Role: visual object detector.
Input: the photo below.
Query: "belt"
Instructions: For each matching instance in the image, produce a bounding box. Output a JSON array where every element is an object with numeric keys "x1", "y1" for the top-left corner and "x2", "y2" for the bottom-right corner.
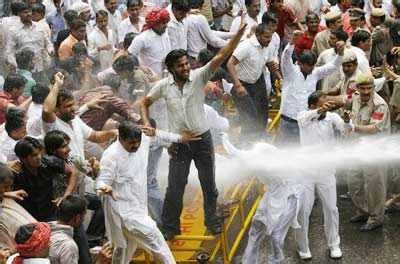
[{"x1": 281, "y1": 114, "x2": 298, "y2": 123}]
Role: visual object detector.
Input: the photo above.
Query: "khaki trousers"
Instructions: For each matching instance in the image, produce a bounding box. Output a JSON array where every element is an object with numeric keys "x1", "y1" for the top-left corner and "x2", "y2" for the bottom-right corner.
[{"x1": 347, "y1": 165, "x2": 387, "y2": 223}]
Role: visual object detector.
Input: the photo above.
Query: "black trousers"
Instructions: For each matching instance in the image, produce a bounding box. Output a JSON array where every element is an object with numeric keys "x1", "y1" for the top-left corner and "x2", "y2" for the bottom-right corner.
[
  {"x1": 231, "y1": 74, "x2": 268, "y2": 141},
  {"x1": 73, "y1": 224, "x2": 92, "y2": 264},
  {"x1": 161, "y1": 130, "x2": 218, "y2": 234}
]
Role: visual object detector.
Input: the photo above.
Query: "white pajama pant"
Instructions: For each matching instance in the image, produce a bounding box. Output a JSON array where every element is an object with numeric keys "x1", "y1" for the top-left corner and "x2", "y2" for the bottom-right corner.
[
  {"x1": 112, "y1": 220, "x2": 175, "y2": 264},
  {"x1": 295, "y1": 174, "x2": 340, "y2": 252},
  {"x1": 243, "y1": 195, "x2": 298, "y2": 264}
]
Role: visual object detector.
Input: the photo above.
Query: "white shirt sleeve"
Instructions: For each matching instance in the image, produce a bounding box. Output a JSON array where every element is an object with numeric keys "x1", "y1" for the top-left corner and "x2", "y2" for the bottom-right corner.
[
  {"x1": 87, "y1": 31, "x2": 99, "y2": 59},
  {"x1": 281, "y1": 44, "x2": 296, "y2": 79},
  {"x1": 297, "y1": 109, "x2": 320, "y2": 127},
  {"x1": 314, "y1": 54, "x2": 343, "y2": 80},
  {"x1": 97, "y1": 152, "x2": 117, "y2": 189},
  {"x1": 205, "y1": 104, "x2": 229, "y2": 131},
  {"x1": 196, "y1": 16, "x2": 227, "y2": 48},
  {"x1": 127, "y1": 35, "x2": 144, "y2": 57},
  {"x1": 76, "y1": 117, "x2": 93, "y2": 140}
]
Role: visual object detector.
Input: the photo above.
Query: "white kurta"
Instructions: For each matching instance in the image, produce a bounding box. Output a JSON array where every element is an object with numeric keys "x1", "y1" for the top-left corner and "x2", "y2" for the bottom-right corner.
[
  {"x1": 88, "y1": 26, "x2": 116, "y2": 71},
  {"x1": 97, "y1": 135, "x2": 176, "y2": 264}
]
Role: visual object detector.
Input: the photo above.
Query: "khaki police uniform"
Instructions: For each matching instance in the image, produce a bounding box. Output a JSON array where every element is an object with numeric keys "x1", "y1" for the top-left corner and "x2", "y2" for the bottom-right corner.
[{"x1": 347, "y1": 92, "x2": 390, "y2": 224}]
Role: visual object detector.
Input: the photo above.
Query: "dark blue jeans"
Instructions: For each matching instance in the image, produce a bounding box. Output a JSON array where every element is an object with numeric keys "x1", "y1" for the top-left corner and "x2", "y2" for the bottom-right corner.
[{"x1": 161, "y1": 130, "x2": 218, "y2": 234}]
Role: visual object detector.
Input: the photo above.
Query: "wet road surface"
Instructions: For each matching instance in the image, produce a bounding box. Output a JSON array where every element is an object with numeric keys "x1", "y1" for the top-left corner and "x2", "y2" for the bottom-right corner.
[{"x1": 236, "y1": 184, "x2": 400, "y2": 264}]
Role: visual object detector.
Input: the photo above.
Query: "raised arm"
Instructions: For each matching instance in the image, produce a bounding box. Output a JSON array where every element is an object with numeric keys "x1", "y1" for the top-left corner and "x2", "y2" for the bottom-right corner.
[
  {"x1": 314, "y1": 41, "x2": 345, "y2": 80},
  {"x1": 209, "y1": 13, "x2": 247, "y2": 72},
  {"x1": 42, "y1": 72, "x2": 64, "y2": 123},
  {"x1": 281, "y1": 31, "x2": 302, "y2": 78}
]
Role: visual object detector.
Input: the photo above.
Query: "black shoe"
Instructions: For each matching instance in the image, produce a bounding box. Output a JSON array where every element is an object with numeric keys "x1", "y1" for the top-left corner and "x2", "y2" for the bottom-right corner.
[
  {"x1": 162, "y1": 229, "x2": 180, "y2": 241},
  {"x1": 207, "y1": 222, "x2": 222, "y2": 235},
  {"x1": 360, "y1": 222, "x2": 383, "y2": 231},
  {"x1": 349, "y1": 214, "x2": 369, "y2": 223}
]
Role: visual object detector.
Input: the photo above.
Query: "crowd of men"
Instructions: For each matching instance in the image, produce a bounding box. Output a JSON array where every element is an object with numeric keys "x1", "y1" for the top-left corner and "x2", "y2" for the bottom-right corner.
[{"x1": 0, "y1": 0, "x2": 399, "y2": 263}]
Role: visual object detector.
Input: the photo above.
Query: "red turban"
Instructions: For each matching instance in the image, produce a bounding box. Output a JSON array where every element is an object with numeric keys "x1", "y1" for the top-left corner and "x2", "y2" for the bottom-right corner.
[
  {"x1": 13, "y1": 222, "x2": 51, "y2": 264},
  {"x1": 142, "y1": 8, "x2": 170, "y2": 31}
]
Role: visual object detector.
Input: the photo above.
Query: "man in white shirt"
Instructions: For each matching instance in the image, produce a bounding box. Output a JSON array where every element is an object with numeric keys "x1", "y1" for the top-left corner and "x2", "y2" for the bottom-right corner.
[
  {"x1": 26, "y1": 84, "x2": 50, "y2": 137},
  {"x1": 6, "y1": 3, "x2": 54, "y2": 74},
  {"x1": 96, "y1": 121, "x2": 177, "y2": 264},
  {"x1": 31, "y1": 3, "x2": 52, "y2": 43},
  {"x1": 166, "y1": 0, "x2": 190, "y2": 50},
  {"x1": 227, "y1": 23, "x2": 275, "y2": 142},
  {"x1": 140, "y1": 16, "x2": 247, "y2": 240},
  {"x1": 49, "y1": 195, "x2": 84, "y2": 264},
  {"x1": 0, "y1": 108, "x2": 27, "y2": 162},
  {"x1": 128, "y1": 8, "x2": 172, "y2": 76},
  {"x1": 279, "y1": 30, "x2": 344, "y2": 145},
  {"x1": 42, "y1": 72, "x2": 117, "y2": 163},
  {"x1": 186, "y1": 0, "x2": 230, "y2": 60},
  {"x1": 105, "y1": 0, "x2": 123, "y2": 44},
  {"x1": 117, "y1": 0, "x2": 145, "y2": 45},
  {"x1": 296, "y1": 91, "x2": 350, "y2": 260},
  {"x1": 230, "y1": 0, "x2": 262, "y2": 40},
  {"x1": 88, "y1": 10, "x2": 116, "y2": 71}
]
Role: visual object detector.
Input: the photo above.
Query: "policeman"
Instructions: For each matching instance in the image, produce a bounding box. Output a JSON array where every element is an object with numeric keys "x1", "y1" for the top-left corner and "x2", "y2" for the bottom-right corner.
[{"x1": 346, "y1": 73, "x2": 391, "y2": 231}]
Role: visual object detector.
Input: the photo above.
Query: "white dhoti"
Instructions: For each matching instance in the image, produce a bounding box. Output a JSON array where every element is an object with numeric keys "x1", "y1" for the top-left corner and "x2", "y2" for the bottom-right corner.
[
  {"x1": 243, "y1": 180, "x2": 303, "y2": 263},
  {"x1": 295, "y1": 171, "x2": 340, "y2": 253}
]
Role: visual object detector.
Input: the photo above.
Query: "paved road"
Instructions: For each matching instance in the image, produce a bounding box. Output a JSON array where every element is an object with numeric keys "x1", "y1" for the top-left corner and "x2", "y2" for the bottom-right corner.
[{"x1": 236, "y1": 183, "x2": 400, "y2": 264}]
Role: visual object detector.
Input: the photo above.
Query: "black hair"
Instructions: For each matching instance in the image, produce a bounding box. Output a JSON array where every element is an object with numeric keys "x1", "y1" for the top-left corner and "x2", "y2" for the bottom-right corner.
[
  {"x1": 11, "y1": 2, "x2": 25, "y2": 15},
  {"x1": 44, "y1": 130, "x2": 70, "y2": 155},
  {"x1": 262, "y1": 11, "x2": 278, "y2": 25},
  {"x1": 14, "y1": 136, "x2": 43, "y2": 159},
  {"x1": 118, "y1": 121, "x2": 142, "y2": 141},
  {"x1": 331, "y1": 28, "x2": 349, "y2": 42},
  {"x1": 245, "y1": 0, "x2": 257, "y2": 6},
  {"x1": 126, "y1": 0, "x2": 143, "y2": 8},
  {"x1": 72, "y1": 42, "x2": 88, "y2": 57},
  {"x1": 123, "y1": 32, "x2": 138, "y2": 49},
  {"x1": 305, "y1": 12, "x2": 319, "y2": 23},
  {"x1": 190, "y1": 0, "x2": 204, "y2": 9},
  {"x1": 308, "y1": 91, "x2": 324, "y2": 107},
  {"x1": 64, "y1": 10, "x2": 79, "y2": 27},
  {"x1": 351, "y1": 0, "x2": 364, "y2": 9},
  {"x1": 16, "y1": 48, "x2": 34, "y2": 70},
  {"x1": 298, "y1": 50, "x2": 317, "y2": 65},
  {"x1": 18, "y1": 2, "x2": 31, "y2": 13},
  {"x1": 70, "y1": 19, "x2": 86, "y2": 31},
  {"x1": 58, "y1": 195, "x2": 87, "y2": 222},
  {"x1": 171, "y1": 0, "x2": 191, "y2": 11},
  {"x1": 255, "y1": 23, "x2": 272, "y2": 35},
  {"x1": 165, "y1": 49, "x2": 188, "y2": 72},
  {"x1": 351, "y1": 29, "x2": 371, "y2": 47},
  {"x1": 56, "y1": 89, "x2": 74, "y2": 107},
  {"x1": 31, "y1": 3, "x2": 46, "y2": 15},
  {"x1": 31, "y1": 84, "x2": 50, "y2": 104},
  {"x1": 112, "y1": 55, "x2": 135, "y2": 73},
  {"x1": 96, "y1": 10, "x2": 108, "y2": 18},
  {"x1": 103, "y1": 74, "x2": 121, "y2": 90},
  {"x1": 197, "y1": 49, "x2": 214, "y2": 65},
  {"x1": 15, "y1": 223, "x2": 36, "y2": 244},
  {"x1": 0, "y1": 164, "x2": 13, "y2": 184},
  {"x1": 5, "y1": 107, "x2": 25, "y2": 135},
  {"x1": 3, "y1": 74, "x2": 26, "y2": 93}
]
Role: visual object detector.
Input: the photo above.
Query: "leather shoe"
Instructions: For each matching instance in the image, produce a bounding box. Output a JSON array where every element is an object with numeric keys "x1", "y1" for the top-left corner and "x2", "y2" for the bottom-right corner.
[
  {"x1": 162, "y1": 230, "x2": 180, "y2": 241},
  {"x1": 207, "y1": 222, "x2": 222, "y2": 235},
  {"x1": 349, "y1": 214, "x2": 368, "y2": 223},
  {"x1": 360, "y1": 222, "x2": 383, "y2": 231}
]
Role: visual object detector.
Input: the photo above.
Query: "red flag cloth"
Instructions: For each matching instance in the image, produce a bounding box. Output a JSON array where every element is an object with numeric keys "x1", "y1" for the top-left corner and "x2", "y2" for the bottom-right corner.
[
  {"x1": 371, "y1": 112, "x2": 384, "y2": 120},
  {"x1": 13, "y1": 222, "x2": 51, "y2": 264},
  {"x1": 142, "y1": 8, "x2": 170, "y2": 31}
]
